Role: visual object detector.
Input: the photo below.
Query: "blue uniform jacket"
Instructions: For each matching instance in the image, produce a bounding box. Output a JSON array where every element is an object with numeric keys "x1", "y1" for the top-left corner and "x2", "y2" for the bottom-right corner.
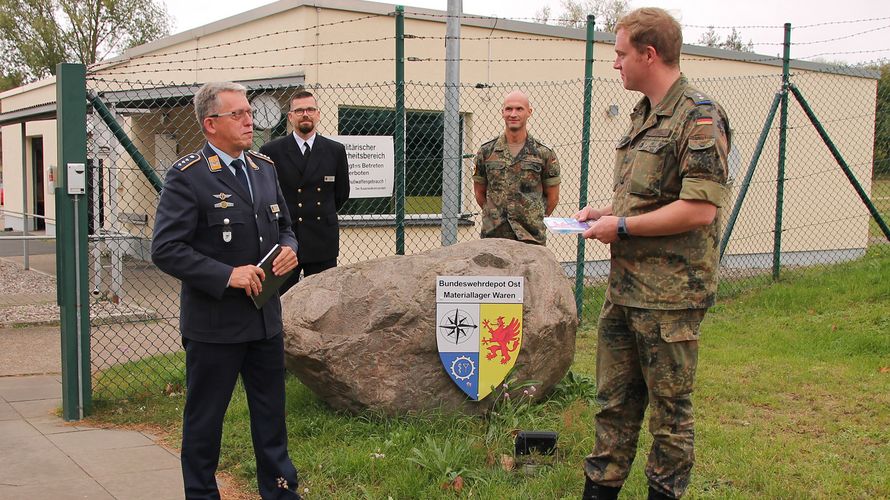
[{"x1": 151, "y1": 143, "x2": 298, "y2": 343}]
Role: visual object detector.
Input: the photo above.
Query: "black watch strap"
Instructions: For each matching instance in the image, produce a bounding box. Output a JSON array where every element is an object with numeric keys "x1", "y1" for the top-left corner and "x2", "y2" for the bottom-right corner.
[{"x1": 617, "y1": 217, "x2": 629, "y2": 240}]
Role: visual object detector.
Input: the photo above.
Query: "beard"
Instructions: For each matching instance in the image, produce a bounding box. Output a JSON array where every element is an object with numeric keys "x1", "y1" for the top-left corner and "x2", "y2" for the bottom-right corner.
[{"x1": 298, "y1": 121, "x2": 316, "y2": 134}]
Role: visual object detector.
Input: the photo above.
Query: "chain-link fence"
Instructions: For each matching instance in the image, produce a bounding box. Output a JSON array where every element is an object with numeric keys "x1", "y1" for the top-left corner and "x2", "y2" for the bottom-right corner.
[{"x1": 80, "y1": 62, "x2": 889, "y2": 398}]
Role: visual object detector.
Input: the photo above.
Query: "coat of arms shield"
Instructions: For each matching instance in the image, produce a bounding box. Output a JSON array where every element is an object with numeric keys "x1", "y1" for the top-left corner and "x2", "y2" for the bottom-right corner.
[{"x1": 435, "y1": 276, "x2": 524, "y2": 401}]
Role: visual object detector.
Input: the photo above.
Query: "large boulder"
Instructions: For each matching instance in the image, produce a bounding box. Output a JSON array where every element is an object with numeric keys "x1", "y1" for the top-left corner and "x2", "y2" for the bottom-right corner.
[{"x1": 280, "y1": 239, "x2": 578, "y2": 415}]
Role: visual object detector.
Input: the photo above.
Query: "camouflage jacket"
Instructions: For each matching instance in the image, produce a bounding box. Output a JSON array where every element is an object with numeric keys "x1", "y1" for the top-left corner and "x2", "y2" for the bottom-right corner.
[
  {"x1": 472, "y1": 133, "x2": 560, "y2": 244},
  {"x1": 609, "y1": 75, "x2": 731, "y2": 309}
]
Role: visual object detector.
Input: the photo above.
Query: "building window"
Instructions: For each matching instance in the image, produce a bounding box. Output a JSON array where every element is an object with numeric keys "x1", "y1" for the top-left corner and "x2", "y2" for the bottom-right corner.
[{"x1": 338, "y1": 106, "x2": 462, "y2": 215}]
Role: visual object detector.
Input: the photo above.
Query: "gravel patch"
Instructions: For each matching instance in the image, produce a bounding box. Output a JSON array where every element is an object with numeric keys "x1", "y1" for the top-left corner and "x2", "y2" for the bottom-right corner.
[
  {"x1": 0, "y1": 259, "x2": 57, "y2": 295},
  {"x1": 0, "y1": 259, "x2": 158, "y2": 327}
]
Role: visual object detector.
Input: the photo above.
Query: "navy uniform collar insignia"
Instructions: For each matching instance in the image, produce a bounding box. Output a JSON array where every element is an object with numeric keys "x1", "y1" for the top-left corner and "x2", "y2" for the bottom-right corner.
[
  {"x1": 207, "y1": 155, "x2": 222, "y2": 172},
  {"x1": 246, "y1": 156, "x2": 260, "y2": 170},
  {"x1": 213, "y1": 192, "x2": 232, "y2": 201}
]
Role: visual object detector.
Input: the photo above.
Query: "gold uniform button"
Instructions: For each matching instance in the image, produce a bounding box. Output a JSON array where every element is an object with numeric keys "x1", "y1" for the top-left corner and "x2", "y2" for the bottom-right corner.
[
  {"x1": 297, "y1": 188, "x2": 302, "y2": 193},
  {"x1": 316, "y1": 216, "x2": 321, "y2": 220},
  {"x1": 316, "y1": 202, "x2": 321, "y2": 206},
  {"x1": 298, "y1": 217, "x2": 303, "y2": 222},
  {"x1": 316, "y1": 187, "x2": 321, "y2": 192},
  {"x1": 298, "y1": 203, "x2": 302, "y2": 207}
]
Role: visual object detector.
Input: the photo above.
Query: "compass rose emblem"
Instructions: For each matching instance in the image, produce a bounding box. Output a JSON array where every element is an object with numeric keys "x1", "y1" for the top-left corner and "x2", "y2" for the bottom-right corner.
[{"x1": 438, "y1": 308, "x2": 478, "y2": 345}]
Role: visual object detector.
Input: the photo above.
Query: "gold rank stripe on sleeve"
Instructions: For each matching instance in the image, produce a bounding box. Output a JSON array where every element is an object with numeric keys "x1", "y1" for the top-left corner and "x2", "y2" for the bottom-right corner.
[{"x1": 175, "y1": 153, "x2": 201, "y2": 171}]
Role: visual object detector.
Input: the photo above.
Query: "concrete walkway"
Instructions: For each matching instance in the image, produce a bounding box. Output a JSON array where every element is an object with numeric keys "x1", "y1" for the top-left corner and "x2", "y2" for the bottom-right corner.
[
  {"x1": 0, "y1": 217, "x2": 188, "y2": 499},
  {"x1": 0, "y1": 375, "x2": 184, "y2": 500}
]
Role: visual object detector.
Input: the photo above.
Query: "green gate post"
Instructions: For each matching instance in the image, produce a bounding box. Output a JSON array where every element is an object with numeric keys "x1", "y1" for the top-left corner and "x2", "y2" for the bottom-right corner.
[
  {"x1": 395, "y1": 5, "x2": 406, "y2": 255},
  {"x1": 56, "y1": 63, "x2": 91, "y2": 420},
  {"x1": 88, "y1": 91, "x2": 163, "y2": 193},
  {"x1": 773, "y1": 23, "x2": 792, "y2": 280},
  {"x1": 575, "y1": 14, "x2": 595, "y2": 322},
  {"x1": 720, "y1": 92, "x2": 782, "y2": 259},
  {"x1": 789, "y1": 84, "x2": 890, "y2": 241}
]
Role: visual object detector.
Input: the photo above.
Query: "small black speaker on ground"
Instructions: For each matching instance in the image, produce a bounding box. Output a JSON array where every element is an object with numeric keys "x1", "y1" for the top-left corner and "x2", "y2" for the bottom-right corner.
[{"x1": 514, "y1": 430, "x2": 558, "y2": 456}]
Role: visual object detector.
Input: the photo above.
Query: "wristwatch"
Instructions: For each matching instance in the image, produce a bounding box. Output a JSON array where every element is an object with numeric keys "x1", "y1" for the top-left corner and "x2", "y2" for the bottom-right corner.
[{"x1": 616, "y1": 217, "x2": 630, "y2": 240}]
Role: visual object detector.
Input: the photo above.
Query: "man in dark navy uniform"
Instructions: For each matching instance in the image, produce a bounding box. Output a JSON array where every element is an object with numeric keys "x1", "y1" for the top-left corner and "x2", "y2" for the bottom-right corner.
[
  {"x1": 260, "y1": 89, "x2": 349, "y2": 293},
  {"x1": 151, "y1": 81, "x2": 302, "y2": 500}
]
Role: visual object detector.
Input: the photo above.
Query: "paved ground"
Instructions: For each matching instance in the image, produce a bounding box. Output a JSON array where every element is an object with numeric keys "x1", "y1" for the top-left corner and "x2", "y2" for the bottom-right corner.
[
  {"x1": 0, "y1": 375, "x2": 184, "y2": 500},
  {"x1": 0, "y1": 213, "x2": 193, "y2": 499}
]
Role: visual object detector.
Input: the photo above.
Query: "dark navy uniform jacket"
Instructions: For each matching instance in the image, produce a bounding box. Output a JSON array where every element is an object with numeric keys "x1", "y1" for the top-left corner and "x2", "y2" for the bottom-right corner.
[
  {"x1": 260, "y1": 134, "x2": 349, "y2": 264},
  {"x1": 151, "y1": 143, "x2": 298, "y2": 343}
]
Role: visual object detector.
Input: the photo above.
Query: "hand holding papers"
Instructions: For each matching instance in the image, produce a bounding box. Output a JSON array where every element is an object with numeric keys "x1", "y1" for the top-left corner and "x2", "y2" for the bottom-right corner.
[{"x1": 544, "y1": 217, "x2": 593, "y2": 234}]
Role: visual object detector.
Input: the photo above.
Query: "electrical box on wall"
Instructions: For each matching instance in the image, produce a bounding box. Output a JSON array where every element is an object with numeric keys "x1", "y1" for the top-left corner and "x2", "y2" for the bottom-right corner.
[{"x1": 67, "y1": 163, "x2": 86, "y2": 195}]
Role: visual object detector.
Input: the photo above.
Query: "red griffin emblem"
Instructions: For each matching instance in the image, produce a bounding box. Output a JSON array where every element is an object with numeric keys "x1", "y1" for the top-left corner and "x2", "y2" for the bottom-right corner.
[{"x1": 481, "y1": 316, "x2": 521, "y2": 364}]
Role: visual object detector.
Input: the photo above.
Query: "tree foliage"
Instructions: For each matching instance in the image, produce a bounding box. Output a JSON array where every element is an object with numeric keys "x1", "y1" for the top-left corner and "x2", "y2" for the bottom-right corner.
[
  {"x1": 0, "y1": 0, "x2": 172, "y2": 89},
  {"x1": 873, "y1": 62, "x2": 890, "y2": 178},
  {"x1": 697, "y1": 26, "x2": 754, "y2": 52},
  {"x1": 535, "y1": 0, "x2": 630, "y2": 32}
]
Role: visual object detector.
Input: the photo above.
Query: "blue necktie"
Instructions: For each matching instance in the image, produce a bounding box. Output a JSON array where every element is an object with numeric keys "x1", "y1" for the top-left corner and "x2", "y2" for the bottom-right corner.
[{"x1": 231, "y1": 158, "x2": 250, "y2": 197}]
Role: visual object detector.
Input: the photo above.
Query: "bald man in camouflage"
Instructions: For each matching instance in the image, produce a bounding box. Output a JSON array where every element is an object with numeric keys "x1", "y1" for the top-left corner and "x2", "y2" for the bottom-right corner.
[{"x1": 473, "y1": 90, "x2": 560, "y2": 245}]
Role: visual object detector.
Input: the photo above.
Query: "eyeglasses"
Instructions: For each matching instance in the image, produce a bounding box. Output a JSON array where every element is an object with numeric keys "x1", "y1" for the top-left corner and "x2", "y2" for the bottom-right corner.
[
  {"x1": 289, "y1": 107, "x2": 318, "y2": 115},
  {"x1": 208, "y1": 109, "x2": 253, "y2": 120}
]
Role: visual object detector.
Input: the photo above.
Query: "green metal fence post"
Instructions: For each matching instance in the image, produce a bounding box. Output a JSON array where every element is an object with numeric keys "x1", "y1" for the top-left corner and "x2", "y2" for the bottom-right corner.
[
  {"x1": 395, "y1": 5, "x2": 406, "y2": 255},
  {"x1": 88, "y1": 91, "x2": 163, "y2": 193},
  {"x1": 56, "y1": 63, "x2": 91, "y2": 420},
  {"x1": 575, "y1": 14, "x2": 595, "y2": 322},
  {"x1": 773, "y1": 23, "x2": 792, "y2": 280},
  {"x1": 720, "y1": 92, "x2": 782, "y2": 259},
  {"x1": 789, "y1": 84, "x2": 890, "y2": 241}
]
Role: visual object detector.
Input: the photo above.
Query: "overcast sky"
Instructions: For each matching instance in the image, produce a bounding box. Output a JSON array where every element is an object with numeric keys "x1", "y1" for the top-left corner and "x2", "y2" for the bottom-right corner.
[{"x1": 164, "y1": 0, "x2": 890, "y2": 65}]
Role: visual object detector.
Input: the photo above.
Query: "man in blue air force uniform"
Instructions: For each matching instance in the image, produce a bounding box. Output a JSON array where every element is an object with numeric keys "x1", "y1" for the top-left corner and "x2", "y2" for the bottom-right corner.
[{"x1": 151, "y1": 81, "x2": 302, "y2": 500}]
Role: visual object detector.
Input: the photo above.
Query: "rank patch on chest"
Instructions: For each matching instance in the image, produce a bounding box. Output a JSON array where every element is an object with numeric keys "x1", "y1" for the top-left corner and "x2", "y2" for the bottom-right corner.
[
  {"x1": 214, "y1": 201, "x2": 235, "y2": 209},
  {"x1": 324, "y1": 176, "x2": 335, "y2": 182},
  {"x1": 270, "y1": 204, "x2": 280, "y2": 213}
]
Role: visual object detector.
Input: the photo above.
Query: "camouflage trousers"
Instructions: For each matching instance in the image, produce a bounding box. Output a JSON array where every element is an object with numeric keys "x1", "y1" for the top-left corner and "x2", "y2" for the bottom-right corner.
[{"x1": 584, "y1": 299, "x2": 706, "y2": 498}]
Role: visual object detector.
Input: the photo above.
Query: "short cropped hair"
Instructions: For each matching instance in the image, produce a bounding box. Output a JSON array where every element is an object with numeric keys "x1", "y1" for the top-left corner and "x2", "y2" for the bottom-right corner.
[
  {"x1": 616, "y1": 7, "x2": 682, "y2": 67},
  {"x1": 291, "y1": 89, "x2": 315, "y2": 102},
  {"x1": 193, "y1": 82, "x2": 248, "y2": 125}
]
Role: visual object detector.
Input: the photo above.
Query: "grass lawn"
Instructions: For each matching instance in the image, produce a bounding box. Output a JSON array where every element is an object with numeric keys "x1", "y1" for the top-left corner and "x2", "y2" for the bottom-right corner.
[{"x1": 89, "y1": 251, "x2": 890, "y2": 498}]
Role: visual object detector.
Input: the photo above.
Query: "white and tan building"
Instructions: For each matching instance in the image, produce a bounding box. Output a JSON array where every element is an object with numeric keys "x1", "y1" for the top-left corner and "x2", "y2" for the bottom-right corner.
[{"x1": 0, "y1": 0, "x2": 879, "y2": 273}]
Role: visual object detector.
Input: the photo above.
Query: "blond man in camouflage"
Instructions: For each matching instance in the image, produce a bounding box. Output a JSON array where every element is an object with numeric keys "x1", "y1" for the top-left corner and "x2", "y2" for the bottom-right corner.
[
  {"x1": 473, "y1": 90, "x2": 560, "y2": 245},
  {"x1": 574, "y1": 7, "x2": 731, "y2": 500}
]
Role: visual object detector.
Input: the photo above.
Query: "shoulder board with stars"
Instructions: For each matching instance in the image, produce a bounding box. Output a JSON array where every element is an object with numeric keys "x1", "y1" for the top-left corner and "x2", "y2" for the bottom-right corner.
[
  {"x1": 247, "y1": 150, "x2": 274, "y2": 165},
  {"x1": 174, "y1": 153, "x2": 201, "y2": 171}
]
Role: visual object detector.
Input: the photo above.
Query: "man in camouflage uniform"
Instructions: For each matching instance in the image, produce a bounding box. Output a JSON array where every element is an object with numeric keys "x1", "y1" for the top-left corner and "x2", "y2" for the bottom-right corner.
[
  {"x1": 473, "y1": 90, "x2": 560, "y2": 245},
  {"x1": 574, "y1": 8, "x2": 730, "y2": 500}
]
